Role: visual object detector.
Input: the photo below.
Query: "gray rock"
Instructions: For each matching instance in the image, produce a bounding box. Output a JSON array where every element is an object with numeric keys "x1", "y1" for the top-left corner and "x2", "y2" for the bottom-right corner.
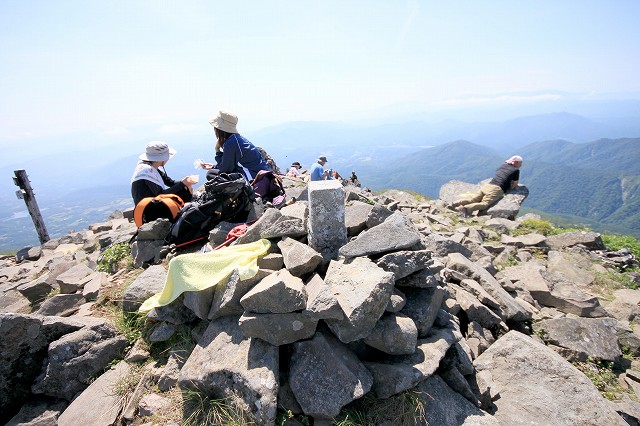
[
  {"x1": 375, "y1": 250, "x2": 432, "y2": 280},
  {"x1": 345, "y1": 200, "x2": 374, "y2": 236},
  {"x1": 16, "y1": 276, "x2": 53, "y2": 304},
  {"x1": 81, "y1": 271, "x2": 108, "y2": 301},
  {"x1": 36, "y1": 294, "x2": 85, "y2": 317},
  {"x1": 339, "y1": 212, "x2": 421, "y2": 258},
  {"x1": 324, "y1": 257, "x2": 395, "y2": 343},
  {"x1": 473, "y1": 330, "x2": 626, "y2": 425},
  {"x1": 5, "y1": 397, "x2": 67, "y2": 426},
  {"x1": 15, "y1": 246, "x2": 42, "y2": 263},
  {"x1": 57, "y1": 360, "x2": 130, "y2": 426},
  {"x1": 277, "y1": 238, "x2": 323, "y2": 277},
  {"x1": 547, "y1": 250, "x2": 597, "y2": 287},
  {"x1": 183, "y1": 284, "x2": 216, "y2": 320},
  {"x1": 446, "y1": 253, "x2": 531, "y2": 322},
  {"x1": 122, "y1": 265, "x2": 167, "y2": 312},
  {"x1": 148, "y1": 321, "x2": 176, "y2": 342},
  {"x1": 458, "y1": 279, "x2": 501, "y2": 311},
  {"x1": 416, "y1": 374, "x2": 499, "y2": 425},
  {"x1": 533, "y1": 317, "x2": 621, "y2": 362},
  {"x1": 56, "y1": 263, "x2": 94, "y2": 294},
  {"x1": 395, "y1": 268, "x2": 440, "y2": 288},
  {"x1": 399, "y1": 286, "x2": 446, "y2": 337},
  {"x1": 500, "y1": 233, "x2": 547, "y2": 248},
  {"x1": 240, "y1": 269, "x2": 306, "y2": 313},
  {"x1": 365, "y1": 203, "x2": 393, "y2": 228},
  {"x1": 136, "y1": 218, "x2": 172, "y2": 240},
  {"x1": 157, "y1": 352, "x2": 185, "y2": 391},
  {"x1": 32, "y1": 322, "x2": 128, "y2": 400},
  {"x1": 364, "y1": 327, "x2": 461, "y2": 398},
  {"x1": 289, "y1": 330, "x2": 372, "y2": 419},
  {"x1": 304, "y1": 273, "x2": 343, "y2": 320},
  {"x1": 239, "y1": 312, "x2": 317, "y2": 345},
  {"x1": 423, "y1": 233, "x2": 474, "y2": 258},
  {"x1": 546, "y1": 231, "x2": 606, "y2": 250},
  {"x1": 261, "y1": 217, "x2": 307, "y2": 239},
  {"x1": 130, "y1": 240, "x2": 166, "y2": 266},
  {"x1": 138, "y1": 393, "x2": 172, "y2": 417},
  {"x1": 178, "y1": 316, "x2": 278, "y2": 426},
  {"x1": 604, "y1": 289, "x2": 640, "y2": 323},
  {"x1": 455, "y1": 287, "x2": 505, "y2": 330},
  {"x1": 257, "y1": 253, "x2": 284, "y2": 271},
  {"x1": 362, "y1": 313, "x2": 418, "y2": 355},
  {"x1": 279, "y1": 201, "x2": 308, "y2": 221},
  {"x1": 0, "y1": 313, "x2": 90, "y2": 424},
  {"x1": 235, "y1": 208, "x2": 282, "y2": 245},
  {"x1": 208, "y1": 269, "x2": 271, "y2": 319},
  {"x1": 386, "y1": 287, "x2": 407, "y2": 313},
  {"x1": 147, "y1": 295, "x2": 197, "y2": 325}
]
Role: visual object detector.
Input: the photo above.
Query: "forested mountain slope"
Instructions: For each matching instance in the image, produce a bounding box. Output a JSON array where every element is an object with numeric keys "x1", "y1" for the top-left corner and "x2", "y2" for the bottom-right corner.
[{"x1": 362, "y1": 138, "x2": 640, "y2": 236}]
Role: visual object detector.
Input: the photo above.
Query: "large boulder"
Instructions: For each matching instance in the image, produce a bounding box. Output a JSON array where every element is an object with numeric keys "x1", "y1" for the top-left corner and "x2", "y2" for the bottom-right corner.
[
  {"x1": 324, "y1": 257, "x2": 395, "y2": 343},
  {"x1": 178, "y1": 316, "x2": 279, "y2": 426},
  {"x1": 122, "y1": 265, "x2": 167, "y2": 312},
  {"x1": 473, "y1": 331, "x2": 626, "y2": 425},
  {"x1": 289, "y1": 330, "x2": 372, "y2": 419}
]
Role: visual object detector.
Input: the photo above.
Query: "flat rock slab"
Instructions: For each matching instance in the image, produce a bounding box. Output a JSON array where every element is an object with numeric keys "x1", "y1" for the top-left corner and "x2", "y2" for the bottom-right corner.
[{"x1": 473, "y1": 330, "x2": 626, "y2": 426}]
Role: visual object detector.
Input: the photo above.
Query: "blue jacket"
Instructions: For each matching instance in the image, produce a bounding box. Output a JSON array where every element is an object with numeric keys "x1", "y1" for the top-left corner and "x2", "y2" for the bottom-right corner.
[{"x1": 214, "y1": 134, "x2": 269, "y2": 181}]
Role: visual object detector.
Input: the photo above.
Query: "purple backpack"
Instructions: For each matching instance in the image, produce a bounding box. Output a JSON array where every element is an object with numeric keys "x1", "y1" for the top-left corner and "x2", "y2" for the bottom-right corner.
[{"x1": 251, "y1": 170, "x2": 286, "y2": 208}]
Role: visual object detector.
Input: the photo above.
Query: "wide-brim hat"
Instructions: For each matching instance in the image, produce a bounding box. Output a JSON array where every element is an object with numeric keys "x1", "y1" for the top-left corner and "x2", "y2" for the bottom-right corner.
[
  {"x1": 317, "y1": 156, "x2": 328, "y2": 162},
  {"x1": 209, "y1": 110, "x2": 239, "y2": 134},
  {"x1": 291, "y1": 162, "x2": 301, "y2": 167},
  {"x1": 139, "y1": 141, "x2": 177, "y2": 162}
]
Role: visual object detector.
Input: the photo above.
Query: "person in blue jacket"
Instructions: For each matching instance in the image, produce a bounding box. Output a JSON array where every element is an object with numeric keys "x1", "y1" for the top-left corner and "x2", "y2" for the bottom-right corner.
[{"x1": 201, "y1": 110, "x2": 269, "y2": 181}]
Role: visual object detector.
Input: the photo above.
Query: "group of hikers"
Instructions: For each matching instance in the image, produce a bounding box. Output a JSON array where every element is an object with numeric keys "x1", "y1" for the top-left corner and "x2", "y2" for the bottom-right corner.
[{"x1": 130, "y1": 108, "x2": 523, "y2": 219}]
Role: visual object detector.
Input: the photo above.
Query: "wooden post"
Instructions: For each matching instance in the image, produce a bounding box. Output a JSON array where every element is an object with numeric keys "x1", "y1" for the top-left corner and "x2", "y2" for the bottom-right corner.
[{"x1": 13, "y1": 169, "x2": 50, "y2": 244}]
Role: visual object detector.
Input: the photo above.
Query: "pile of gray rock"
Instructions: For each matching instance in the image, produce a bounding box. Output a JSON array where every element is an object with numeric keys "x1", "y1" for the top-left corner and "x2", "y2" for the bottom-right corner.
[{"x1": 1, "y1": 177, "x2": 639, "y2": 425}]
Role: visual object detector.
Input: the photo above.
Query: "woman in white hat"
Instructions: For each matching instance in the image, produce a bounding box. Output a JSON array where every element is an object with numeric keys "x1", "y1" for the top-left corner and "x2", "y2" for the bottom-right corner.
[
  {"x1": 200, "y1": 110, "x2": 269, "y2": 181},
  {"x1": 131, "y1": 141, "x2": 198, "y2": 205}
]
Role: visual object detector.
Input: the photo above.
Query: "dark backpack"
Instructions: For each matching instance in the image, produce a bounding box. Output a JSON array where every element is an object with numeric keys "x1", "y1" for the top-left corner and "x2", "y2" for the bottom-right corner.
[
  {"x1": 251, "y1": 170, "x2": 286, "y2": 208},
  {"x1": 167, "y1": 173, "x2": 255, "y2": 246}
]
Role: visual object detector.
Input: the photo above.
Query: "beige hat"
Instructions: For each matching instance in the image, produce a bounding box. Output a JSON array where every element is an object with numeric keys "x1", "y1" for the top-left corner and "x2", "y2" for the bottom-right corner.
[
  {"x1": 139, "y1": 141, "x2": 176, "y2": 162},
  {"x1": 209, "y1": 110, "x2": 239, "y2": 133}
]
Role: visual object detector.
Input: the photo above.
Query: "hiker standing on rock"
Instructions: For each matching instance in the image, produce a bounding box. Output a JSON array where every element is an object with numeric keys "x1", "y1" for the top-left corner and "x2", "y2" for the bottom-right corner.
[
  {"x1": 131, "y1": 141, "x2": 196, "y2": 205},
  {"x1": 201, "y1": 110, "x2": 269, "y2": 182},
  {"x1": 451, "y1": 155, "x2": 523, "y2": 217}
]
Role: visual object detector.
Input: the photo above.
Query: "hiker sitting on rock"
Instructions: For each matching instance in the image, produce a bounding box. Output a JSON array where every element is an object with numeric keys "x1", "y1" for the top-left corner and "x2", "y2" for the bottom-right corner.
[
  {"x1": 131, "y1": 141, "x2": 197, "y2": 205},
  {"x1": 286, "y1": 161, "x2": 302, "y2": 177},
  {"x1": 200, "y1": 110, "x2": 269, "y2": 182},
  {"x1": 310, "y1": 156, "x2": 335, "y2": 181},
  {"x1": 451, "y1": 155, "x2": 523, "y2": 217}
]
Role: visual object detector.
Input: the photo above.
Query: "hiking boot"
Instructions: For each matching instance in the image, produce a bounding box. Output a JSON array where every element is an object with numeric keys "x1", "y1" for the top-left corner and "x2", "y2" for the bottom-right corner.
[{"x1": 456, "y1": 205, "x2": 470, "y2": 218}]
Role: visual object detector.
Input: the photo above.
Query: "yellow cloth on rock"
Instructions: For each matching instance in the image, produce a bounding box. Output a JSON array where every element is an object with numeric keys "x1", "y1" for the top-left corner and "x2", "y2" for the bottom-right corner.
[{"x1": 138, "y1": 239, "x2": 271, "y2": 312}]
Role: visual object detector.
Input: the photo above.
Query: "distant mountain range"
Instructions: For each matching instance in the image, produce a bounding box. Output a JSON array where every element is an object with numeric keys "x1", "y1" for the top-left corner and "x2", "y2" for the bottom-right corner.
[
  {"x1": 362, "y1": 138, "x2": 640, "y2": 236},
  {"x1": 3, "y1": 108, "x2": 640, "y2": 251}
]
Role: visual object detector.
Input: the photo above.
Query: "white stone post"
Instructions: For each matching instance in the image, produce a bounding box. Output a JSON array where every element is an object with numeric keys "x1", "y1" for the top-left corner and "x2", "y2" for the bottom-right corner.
[{"x1": 307, "y1": 180, "x2": 347, "y2": 260}]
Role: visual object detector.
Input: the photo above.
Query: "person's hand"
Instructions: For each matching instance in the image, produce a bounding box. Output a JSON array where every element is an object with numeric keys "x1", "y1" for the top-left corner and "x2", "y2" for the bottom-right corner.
[
  {"x1": 201, "y1": 162, "x2": 214, "y2": 170},
  {"x1": 182, "y1": 175, "x2": 199, "y2": 187}
]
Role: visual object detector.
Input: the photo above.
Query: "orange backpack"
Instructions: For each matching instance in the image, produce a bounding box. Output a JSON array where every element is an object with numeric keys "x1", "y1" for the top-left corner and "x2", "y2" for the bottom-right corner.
[{"x1": 133, "y1": 194, "x2": 184, "y2": 228}]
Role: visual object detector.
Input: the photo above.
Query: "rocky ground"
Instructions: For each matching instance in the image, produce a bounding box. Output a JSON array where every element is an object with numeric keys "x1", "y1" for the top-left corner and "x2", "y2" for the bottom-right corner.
[{"x1": 2, "y1": 176, "x2": 640, "y2": 426}]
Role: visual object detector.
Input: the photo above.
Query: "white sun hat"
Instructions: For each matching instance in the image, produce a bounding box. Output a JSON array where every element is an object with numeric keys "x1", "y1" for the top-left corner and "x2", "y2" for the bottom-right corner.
[{"x1": 139, "y1": 141, "x2": 177, "y2": 162}]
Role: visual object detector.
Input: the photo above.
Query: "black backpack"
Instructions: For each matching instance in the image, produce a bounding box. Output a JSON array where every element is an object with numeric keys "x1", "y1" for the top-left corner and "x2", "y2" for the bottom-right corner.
[{"x1": 167, "y1": 173, "x2": 255, "y2": 246}]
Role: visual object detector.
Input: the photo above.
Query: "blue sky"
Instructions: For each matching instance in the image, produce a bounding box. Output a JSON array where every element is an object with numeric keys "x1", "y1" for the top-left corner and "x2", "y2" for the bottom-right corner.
[{"x1": 1, "y1": 0, "x2": 640, "y2": 145}]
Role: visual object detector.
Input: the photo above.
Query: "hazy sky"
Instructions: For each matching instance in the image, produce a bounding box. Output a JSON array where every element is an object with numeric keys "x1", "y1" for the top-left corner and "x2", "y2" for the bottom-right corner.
[{"x1": 1, "y1": 0, "x2": 640, "y2": 144}]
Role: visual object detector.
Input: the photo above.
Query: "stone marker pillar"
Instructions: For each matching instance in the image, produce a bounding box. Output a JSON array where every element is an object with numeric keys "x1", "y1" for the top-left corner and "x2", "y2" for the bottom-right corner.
[{"x1": 308, "y1": 180, "x2": 347, "y2": 260}]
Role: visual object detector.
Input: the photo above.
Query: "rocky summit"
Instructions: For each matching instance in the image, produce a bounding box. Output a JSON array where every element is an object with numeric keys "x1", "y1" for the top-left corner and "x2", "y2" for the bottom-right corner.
[{"x1": 1, "y1": 176, "x2": 640, "y2": 425}]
